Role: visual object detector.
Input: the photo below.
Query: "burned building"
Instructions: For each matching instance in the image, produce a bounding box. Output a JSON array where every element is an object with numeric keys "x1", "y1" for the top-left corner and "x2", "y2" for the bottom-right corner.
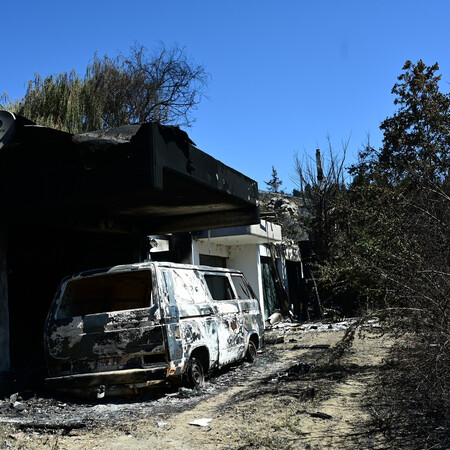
[{"x1": 0, "y1": 111, "x2": 259, "y2": 391}]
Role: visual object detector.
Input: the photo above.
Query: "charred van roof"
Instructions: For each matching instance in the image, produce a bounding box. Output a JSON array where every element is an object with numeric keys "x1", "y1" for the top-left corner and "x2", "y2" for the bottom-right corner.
[{"x1": 64, "y1": 261, "x2": 243, "y2": 281}]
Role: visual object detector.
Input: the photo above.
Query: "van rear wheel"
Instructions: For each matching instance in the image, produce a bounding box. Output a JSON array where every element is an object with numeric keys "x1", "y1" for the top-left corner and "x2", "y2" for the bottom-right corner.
[
  {"x1": 245, "y1": 340, "x2": 257, "y2": 363},
  {"x1": 184, "y1": 357, "x2": 205, "y2": 389}
]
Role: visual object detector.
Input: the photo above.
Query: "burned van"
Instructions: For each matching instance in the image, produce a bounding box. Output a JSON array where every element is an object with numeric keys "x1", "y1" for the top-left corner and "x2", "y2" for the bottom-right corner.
[{"x1": 44, "y1": 261, "x2": 264, "y2": 397}]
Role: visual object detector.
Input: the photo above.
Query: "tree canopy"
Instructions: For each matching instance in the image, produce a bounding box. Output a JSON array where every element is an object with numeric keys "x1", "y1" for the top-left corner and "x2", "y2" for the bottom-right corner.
[
  {"x1": 1, "y1": 44, "x2": 209, "y2": 134},
  {"x1": 352, "y1": 60, "x2": 450, "y2": 185},
  {"x1": 318, "y1": 60, "x2": 450, "y2": 310},
  {"x1": 301, "y1": 60, "x2": 450, "y2": 446}
]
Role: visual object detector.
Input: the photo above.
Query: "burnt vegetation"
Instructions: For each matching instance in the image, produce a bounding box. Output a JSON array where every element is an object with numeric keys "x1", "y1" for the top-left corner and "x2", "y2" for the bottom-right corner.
[
  {"x1": 286, "y1": 60, "x2": 450, "y2": 448},
  {"x1": 1, "y1": 46, "x2": 449, "y2": 447}
]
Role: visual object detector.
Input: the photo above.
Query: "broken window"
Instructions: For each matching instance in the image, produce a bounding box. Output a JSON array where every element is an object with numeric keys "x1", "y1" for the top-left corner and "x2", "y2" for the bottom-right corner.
[
  {"x1": 56, "y1": 270, "x2": 153, "y2": 319},
  {"x1": 204, "y1": 274, "x2": 234, "y2": 301},
  {"x1": 231, "y1": 275, "x2": 256, "y2": 300},
  {"x1": 163, "y1": 268, "x2": 210, "y2": 304}
]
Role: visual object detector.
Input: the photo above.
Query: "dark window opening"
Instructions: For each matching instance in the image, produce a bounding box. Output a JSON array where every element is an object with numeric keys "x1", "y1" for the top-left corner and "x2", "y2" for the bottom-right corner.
[
  {"x1": 199, "y1": 254, "x2": 227, "y2": 268},
  {"x1": 261, "y1": 256, "x2": 279, "y2": 319},
  {"x1": 204, "y1": 274, "x2": 234, "y2": 301},
  {"x1": 57, "y1": 270, "x2": 153, "y2": 319}
]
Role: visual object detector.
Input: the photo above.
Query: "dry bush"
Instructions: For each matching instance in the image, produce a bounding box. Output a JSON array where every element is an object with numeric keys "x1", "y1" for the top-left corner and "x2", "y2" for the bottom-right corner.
[{"x1": 369, "y1": 334, "x2": 449, "y2": 449}]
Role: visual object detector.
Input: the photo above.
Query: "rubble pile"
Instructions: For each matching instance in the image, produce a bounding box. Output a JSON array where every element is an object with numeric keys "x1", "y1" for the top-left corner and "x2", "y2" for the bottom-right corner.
[{"x1": 265, "y1": 315, "x2": 381, "y2": 337}]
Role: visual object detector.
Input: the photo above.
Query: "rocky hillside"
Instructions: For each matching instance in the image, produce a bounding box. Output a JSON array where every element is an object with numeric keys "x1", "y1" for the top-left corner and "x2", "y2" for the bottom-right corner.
[{"x1": 259, "y1": 191, "x2": 309, "y2": 242}]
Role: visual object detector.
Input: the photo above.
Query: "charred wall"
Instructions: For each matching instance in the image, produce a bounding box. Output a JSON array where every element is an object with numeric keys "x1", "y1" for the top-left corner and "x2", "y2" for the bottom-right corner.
[
  {"x1": 7, "y1": 224, "x2": 140, "y2": 389},
  {"x1": 0, "y1": 116, "x2": 259, "y2": 392}
]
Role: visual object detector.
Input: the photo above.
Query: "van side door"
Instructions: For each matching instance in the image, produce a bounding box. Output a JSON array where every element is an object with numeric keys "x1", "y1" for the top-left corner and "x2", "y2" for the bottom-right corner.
[
  {"x1": 204, "y1": 273, "x2": 245, "y2": 366},
  {"x1": 161, "y1": 268, "x2": 219, "y2": 372}
]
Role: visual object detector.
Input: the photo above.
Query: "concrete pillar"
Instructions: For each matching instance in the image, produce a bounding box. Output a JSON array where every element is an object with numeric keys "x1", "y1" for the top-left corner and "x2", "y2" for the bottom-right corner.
[
  {"x1": 0, "y1": 220, "x2": 10, "y2": 375},
  {"x1": 255, "y1": 246, "x2": 265, "y2": 316}
]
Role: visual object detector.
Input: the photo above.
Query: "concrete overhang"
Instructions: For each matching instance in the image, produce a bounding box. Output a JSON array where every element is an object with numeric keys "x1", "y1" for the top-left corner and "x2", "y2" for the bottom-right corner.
[
  {"x1": 0, "y1": 117, "x2": 259, "y2": 234},
  {"x1": 194, "y1": 220, "x2": 282, "y2": 246}
]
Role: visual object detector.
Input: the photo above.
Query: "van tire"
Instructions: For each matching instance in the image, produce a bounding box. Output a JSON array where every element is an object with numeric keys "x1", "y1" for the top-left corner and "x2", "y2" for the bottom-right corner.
[
  {"x1": 245, "y1": 340, "x2": 257, "y2": 363},
  {"x1": 184, "y1": 357, "x2": 205, "y2": 389}
]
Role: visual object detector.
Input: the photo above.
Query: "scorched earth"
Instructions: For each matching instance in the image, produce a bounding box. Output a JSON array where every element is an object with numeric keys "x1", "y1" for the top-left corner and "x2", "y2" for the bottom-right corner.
[{"x1": 0, "y1": 320, "x2": 391, "y2": 449}]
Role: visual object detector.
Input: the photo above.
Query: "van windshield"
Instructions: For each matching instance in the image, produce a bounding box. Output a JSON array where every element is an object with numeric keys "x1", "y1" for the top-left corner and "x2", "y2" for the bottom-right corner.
[
  {"x1": 56, "y1": 270, "x2": 152, "y2": 319},
  {"x1": 231, "y1": 275, "x2": 256, "y2": 299}
]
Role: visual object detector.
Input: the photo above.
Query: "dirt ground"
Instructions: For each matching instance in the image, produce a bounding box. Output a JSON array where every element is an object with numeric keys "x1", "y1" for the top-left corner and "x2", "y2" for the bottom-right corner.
[{"x1": 1, "y1": 323, "x2": 393, "y2": 449}]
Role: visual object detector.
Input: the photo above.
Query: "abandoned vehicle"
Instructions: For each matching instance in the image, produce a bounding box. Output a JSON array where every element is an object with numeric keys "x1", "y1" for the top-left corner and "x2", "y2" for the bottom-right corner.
[
  {"x1": 44, "y1": 261, "x2": 264, "y2": 397},
  {"x1": 0, "y1": 111, "x2": 260, "y2": 392}
]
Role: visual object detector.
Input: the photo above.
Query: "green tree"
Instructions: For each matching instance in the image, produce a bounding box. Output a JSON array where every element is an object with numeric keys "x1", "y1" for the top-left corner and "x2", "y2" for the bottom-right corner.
[
  {"x1": 264, "y1": 166, "x2": 283, "y2": 193},
  {"x1": 354, "y1": 60, "x2": 450, "y2": 184},
  {"x1": 328, "y1": 61, "x2": 450, "y2": 305},
  {"x1": 319, "y1": 61, "x2": 450, "y2": 446},
  {"x1": 1, "y1": 44, "x2": 208, "y2": 133}
]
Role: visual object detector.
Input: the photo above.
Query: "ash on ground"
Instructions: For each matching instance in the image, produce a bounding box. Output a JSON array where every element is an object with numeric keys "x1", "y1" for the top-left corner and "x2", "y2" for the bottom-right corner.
[{"x1": 0, "y1": 319, "x2": 364, "y2": 432}]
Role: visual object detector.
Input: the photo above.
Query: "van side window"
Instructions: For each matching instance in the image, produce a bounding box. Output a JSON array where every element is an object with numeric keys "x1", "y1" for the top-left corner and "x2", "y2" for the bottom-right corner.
[
  {"x1": 231, "y1": 275, "x2": 256, "y2": 300},
  {"x1": 204, "y1": 274, "x2": 234, "y2": 301},
  {"x1": 164, "y1": 268, "x2": 210, "y2": 304},
  {"x1": 57, "y1": 270, "x2": 152, "y2": 319}
]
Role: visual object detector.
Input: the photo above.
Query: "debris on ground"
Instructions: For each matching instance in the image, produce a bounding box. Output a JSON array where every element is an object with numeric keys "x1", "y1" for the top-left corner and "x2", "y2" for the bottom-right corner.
[
  {"x1": 265, "y1": 316, "x2": 381, "y2": 334},
  {"x1": 0, "y1": 320, "x2": 391, "y2": 449},
  {"x1": 188, "y1": 418, "x2": 212, "y2": 427}
]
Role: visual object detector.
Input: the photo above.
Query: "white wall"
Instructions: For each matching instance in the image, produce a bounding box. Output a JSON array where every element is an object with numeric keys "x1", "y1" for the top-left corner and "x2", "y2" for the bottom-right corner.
[
  {"x1": 192, "y1": 240, "x2": 229, "y2": 265},
  {"x1": 192, "y1": 239, "x2": 264, "y2": 314},
  {"x1": 192, "y1": 237, "x2": 298, "y2": 319},
  {"x1": 228, "y1": 245, "x2": 261, "y2": 304}
]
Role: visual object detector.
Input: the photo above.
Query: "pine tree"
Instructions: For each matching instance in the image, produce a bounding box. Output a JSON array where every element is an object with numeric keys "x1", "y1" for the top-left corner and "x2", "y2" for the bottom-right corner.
[{"x1": 264, "y1": 166, "x2": 283, "y2": 193}]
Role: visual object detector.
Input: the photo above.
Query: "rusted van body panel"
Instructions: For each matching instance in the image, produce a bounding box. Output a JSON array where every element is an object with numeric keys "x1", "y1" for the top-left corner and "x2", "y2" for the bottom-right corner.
[{"x1": 44, "y1": 262, "x2": 264, "y2": 397}]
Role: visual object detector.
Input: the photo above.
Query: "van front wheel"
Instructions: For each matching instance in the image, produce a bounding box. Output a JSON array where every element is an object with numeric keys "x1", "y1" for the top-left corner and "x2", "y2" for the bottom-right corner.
[
  {"x1": 184, "y1": 357, "x2": 205, "y2": 389},
  {"x1": 245, "y1": 340, "x2": 257, "y2": 363}
]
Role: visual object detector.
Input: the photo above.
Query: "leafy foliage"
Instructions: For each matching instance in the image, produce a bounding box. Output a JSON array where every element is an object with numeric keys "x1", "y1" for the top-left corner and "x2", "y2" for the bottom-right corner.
[
  {"x1": 1, "y1": 44, "x2": 208, "y2": 133},
  {"x1": 353, "y1": 60, "x2": 450, "y2": 185},
  {"x1": 315, "y1": 61, "x2": 450, "y2": 447},
  {"x1": 327, "y1": 62, "x2": 450, "y2": 311}
]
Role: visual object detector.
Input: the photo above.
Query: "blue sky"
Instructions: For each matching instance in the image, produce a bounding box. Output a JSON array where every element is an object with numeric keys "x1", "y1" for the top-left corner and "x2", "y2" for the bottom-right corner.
[{"x1": 2, "y1": 1, "x2": 450, "y2": 192}]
